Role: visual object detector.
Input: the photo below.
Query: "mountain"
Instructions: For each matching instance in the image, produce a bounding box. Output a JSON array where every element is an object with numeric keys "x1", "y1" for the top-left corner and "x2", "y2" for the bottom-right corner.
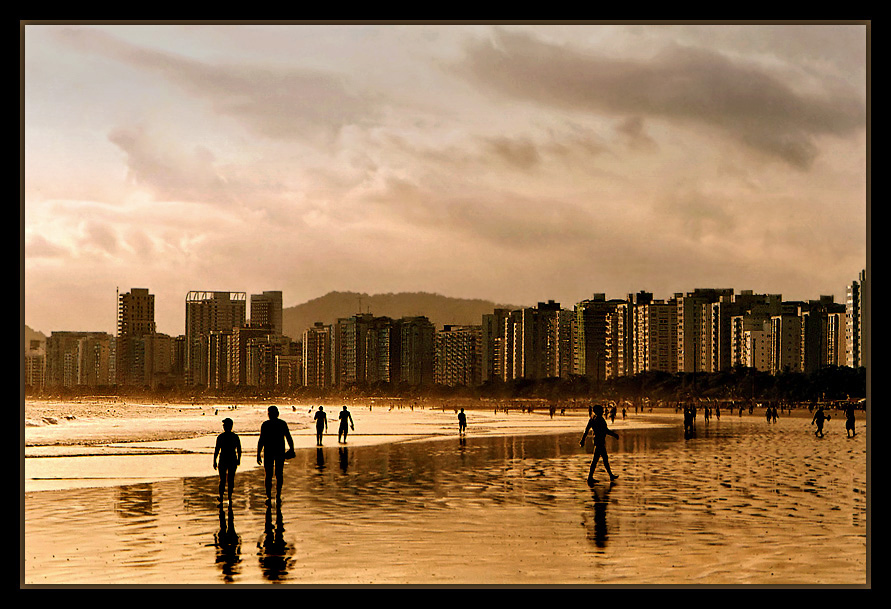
[{"x1": 282, "y1": 291, "x2": 521, "y2": 340}]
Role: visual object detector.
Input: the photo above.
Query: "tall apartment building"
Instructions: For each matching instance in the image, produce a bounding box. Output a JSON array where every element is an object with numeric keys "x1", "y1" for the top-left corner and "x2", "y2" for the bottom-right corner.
[
  {"x1": 303, "y1": 322, "x2": 333, "y2": 389},
  {"x1": 400, "y1": 316, "x2": 435, "y2": 386},
  {"x1": 770, "y1": 308, "x2": 802, "y2": 374},
  {"x1": 676, "y1": 289, "x2": 733, "y2": 374},
  {"x1": 334, "y1": 313, "x2": 375, "y2": 387},
  {"x1": 605, "y1": 301, "x2": 632, "y2": 379},
  {"x1": 846, "y1": 269, "x2": 867, "y2": 369},
  {"x1": 250, "y1": 290, "x2": 283, "y2": 334},
  {"x1": 574, "y1": 295, "x2": 613, "y2": 381},
  {"x1": 434, "y1": 324, "x2": 482, "y2": 386},
  {"x1": 246, "y1": 334, "x2": 295, "y2": 388},
  {"x1": 24, "y1": 339, "x2": 46, "y2": 389},
  {"x1": 632, "y1": 298, "x2": 678, "y2": 374},
  {"x1": 45, "y1": 331, "x2": 114, "y2": 388},
  {"x1": 481, "y1": 308, "x2": 511, "y2": 383},
  {"x1": 184, "y1": 291, "x2": 246, "y2": 386},
  {"x1": 115, "y1": 288, "x2": 157, "y2": 386}
]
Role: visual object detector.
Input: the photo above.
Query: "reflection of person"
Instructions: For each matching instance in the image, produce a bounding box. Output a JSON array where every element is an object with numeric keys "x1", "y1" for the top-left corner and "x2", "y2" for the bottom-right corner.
[
  {"x1": 811, "y1": 405, "x2": 829, "y2": 437},
  {"x1": 214, "y1": 418, "x2": 242, "y2": 503},
  {"x1": 458, "y1": 408, "x2": 467, "y2": 435},
  {"x1": 314, "y1": 406, "x2": 328, "y2": 446},
  {"x1": 257, "y1": 406, "x2": 294, "y2": 502},
  {"x1": 215, "y1": 504, "x2": 241, "y2": 582},
  {"x1": 337, "y1": 406, "x2": 355, "y2": 443},
  {"x1": 579, "y1": 405, "x2": 619, "y2": 484}
]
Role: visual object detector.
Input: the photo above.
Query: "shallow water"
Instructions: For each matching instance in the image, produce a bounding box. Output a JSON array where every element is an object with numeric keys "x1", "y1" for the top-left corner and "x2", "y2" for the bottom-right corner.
[{"x1": 24, "y1": 415, "x2": 867, "y2": 586}]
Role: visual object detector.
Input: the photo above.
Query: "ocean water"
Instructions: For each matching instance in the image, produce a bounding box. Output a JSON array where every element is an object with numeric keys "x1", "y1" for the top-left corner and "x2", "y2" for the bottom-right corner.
[{"x1": 23, "y1": 403, "x2": 868, "y2": 586}]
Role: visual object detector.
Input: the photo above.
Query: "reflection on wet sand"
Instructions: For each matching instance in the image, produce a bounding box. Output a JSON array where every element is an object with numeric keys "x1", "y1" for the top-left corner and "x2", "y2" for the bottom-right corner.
[
  {"x1": 25, "y1": 416, "x2": 866, "y2": 585},
  {"x1": 258, "y1": 502, "x2": 294, "y2": 582},
  {"x1": 214, "y1": 505, "x2": 241, "y2": 582}
]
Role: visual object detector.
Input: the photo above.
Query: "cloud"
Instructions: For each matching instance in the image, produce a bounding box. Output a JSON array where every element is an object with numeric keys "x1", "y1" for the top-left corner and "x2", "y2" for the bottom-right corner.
[
  {"x1": 55, "y1": 27, "x2": 379, "y2": 142},
  {"x1": 454, "y1": 28, "x2": 865, "y2": 170}
]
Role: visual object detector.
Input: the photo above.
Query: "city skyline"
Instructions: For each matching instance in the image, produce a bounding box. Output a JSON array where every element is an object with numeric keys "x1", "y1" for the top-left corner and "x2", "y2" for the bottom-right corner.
[{"x1": 23, "y1": 22, "x2": 868, "y2": 337}]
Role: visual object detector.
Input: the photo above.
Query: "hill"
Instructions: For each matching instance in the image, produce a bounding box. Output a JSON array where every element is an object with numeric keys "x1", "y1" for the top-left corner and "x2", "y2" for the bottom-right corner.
[{"x1": 282, "y1": 291, "x2": 520, "y2": 340}]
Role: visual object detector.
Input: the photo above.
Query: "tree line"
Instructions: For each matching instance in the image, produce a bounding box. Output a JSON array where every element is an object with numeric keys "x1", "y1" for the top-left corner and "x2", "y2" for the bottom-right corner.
[{"x1": 27, "y1": 365, "x2": 866, "y2": 405}]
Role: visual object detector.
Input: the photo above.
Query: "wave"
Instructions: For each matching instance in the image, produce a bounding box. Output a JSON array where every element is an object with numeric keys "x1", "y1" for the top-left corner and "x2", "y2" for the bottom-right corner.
[{"x1": 25, "y1": 415, "x2": 77, "y2": 427}]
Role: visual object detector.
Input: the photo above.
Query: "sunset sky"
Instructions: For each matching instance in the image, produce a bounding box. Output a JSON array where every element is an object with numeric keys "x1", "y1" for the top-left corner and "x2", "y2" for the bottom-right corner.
[{"x1": 23, "y1": 22, "x2": 868, "y2": 337}]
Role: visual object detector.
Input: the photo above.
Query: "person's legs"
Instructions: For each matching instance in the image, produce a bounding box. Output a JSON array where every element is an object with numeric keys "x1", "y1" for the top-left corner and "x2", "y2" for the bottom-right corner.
[
  {"x1": 226, "y1": 466, "x2": 236, "y2": 500},
  {"x1": 588, "y1": 449, "x2": 601, "y2": 480},
  {"x1": 275, "y1": 457, "x2": 284, "y2": 498},
  {"x1": 218, "y1": 468, "x2": 227, "y2": 501},
  {"x1": 264, "y1": 459, "x2": 274, "y2": 499}
]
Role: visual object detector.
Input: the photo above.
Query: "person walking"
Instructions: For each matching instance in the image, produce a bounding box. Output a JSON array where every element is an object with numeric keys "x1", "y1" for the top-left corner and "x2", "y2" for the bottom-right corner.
[
  {"x1": 257, "y1": 406, "x2": 294, "y2": 502},
  {"x1": 314, "y1": 406, "x2": 328, "y2": 446},
  {"x1": 579, "y1": 405, "x2": 619, "y2": 484},
  {"x1": 812, "y1": 405, "x2": 830, "y2": 437},
  {"x1": 338, "y1": 405, "x2": 355, "y2": 443},
  {"x1": 458, "y1": 408, "x2": 467, "y2": 436},
  {"x1": 213, "y1": 418, "x2": 242, "y2": 503}
]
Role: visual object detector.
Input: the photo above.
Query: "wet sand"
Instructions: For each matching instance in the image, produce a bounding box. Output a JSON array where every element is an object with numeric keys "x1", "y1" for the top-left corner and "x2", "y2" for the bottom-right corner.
[{"x1": 23, "y1": 404, "x2": 867, "y2": 586}]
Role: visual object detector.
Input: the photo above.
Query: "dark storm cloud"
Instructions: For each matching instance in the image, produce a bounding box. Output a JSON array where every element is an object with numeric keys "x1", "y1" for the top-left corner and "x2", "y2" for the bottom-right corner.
[{"x1": 455, "y1": 29, "x2": 865, "y2": 170}]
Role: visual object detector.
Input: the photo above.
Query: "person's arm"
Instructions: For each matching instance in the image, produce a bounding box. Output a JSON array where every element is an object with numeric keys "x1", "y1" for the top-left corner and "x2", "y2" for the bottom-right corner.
[
  {"x1": 285, "y1": 423, "x2": 294, "y2": 451},
  {"x1": 580, "y1": 419, "x2": 593, "y2": 445},
  {"x1": 349, "y1": 413, "x2": 354, "y2": 430},
  {"x1": 257, "y1": 428, "x2": 264, "y2": 464},
  {"x1": 214, "y1": 437, "x2": 220, "y2": 469},
  {"x1": 235, "y1": 435, "x2": 242, "y2": 466}
]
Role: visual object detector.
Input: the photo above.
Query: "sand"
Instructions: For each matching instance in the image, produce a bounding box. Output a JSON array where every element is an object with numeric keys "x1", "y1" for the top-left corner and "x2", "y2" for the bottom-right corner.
[{"x1": 23, "y1": 400, "x2": 868, "y2": 586}]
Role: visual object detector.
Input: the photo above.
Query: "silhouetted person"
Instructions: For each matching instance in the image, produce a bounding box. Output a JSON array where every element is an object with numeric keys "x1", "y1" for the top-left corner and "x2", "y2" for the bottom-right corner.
[
  {"x1": 314, "y1": 406, "x2": 328, "y2": 446},
  {"x1": 845, "y1": 404, "x2": 856, "y2": 437},
  {"x1": 213, "y1": 418, "x2": 242, "y2": 503},
  {"x1": 458, "y1": 408, "x2": 467, "y2": 436},
  {"x1": 771, "y1": 406, "x2": 778, "y2": 423},
  {"x1": 337, "y1": 406, "x2": 355, "y2": 443},
  {"x1": 257, "y1": 406, "x2": 294, "y2": 502},
  {"x1": 812, "y1": 405, "x2": 829, "y2": 437},
  {"x1": 579, "y1": 405, "x2": 619, "y2": 484}
]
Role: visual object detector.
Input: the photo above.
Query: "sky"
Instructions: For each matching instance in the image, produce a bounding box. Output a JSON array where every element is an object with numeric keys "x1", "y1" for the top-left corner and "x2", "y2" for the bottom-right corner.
[{"x1": 23, "y1": 22, "x2": 868, "y2": 338}]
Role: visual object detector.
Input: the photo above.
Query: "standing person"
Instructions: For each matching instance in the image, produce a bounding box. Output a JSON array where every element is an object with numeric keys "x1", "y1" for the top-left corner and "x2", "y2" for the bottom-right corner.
[
  {"x1": 845, "y1": 404, "x2": 857, "y2": 437},
  {"x1": 579, "y1": 405, "x2": 619, "y2": 484},
  {"x1": 314, "y1": 406, "x2": 328, "y2": 446},
  {"x1": 338, "y1": 405, "x2": 355, "y2": 443},
  {"x1": 812, "y1": 405, "x2": 829, "y2": 437},
  {"x1": 257, "y1": 406, "x2": 294, "y2": 502},
  {"x1": 213, "y1": 418, "x2": 242, "y2": 503},
  {"x1": 458, "y1": 408, "x2": 467, "y2": 436}
]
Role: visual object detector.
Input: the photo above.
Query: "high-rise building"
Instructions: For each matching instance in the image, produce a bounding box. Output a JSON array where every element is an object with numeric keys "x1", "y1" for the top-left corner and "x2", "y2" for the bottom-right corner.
[
  {"x1": 676, "y1": 289, "x2": 733, "y2": 374},
  {"x1": 435, "y1": 324, "x2": 482, "y2": 386},
  {"x1": 115, "y1": 288, "x2": 157, "y2": 386},
  {"x1": 184, "y1": 291, "x2": 246, "y2": 385},
  {"x1": 45, "y1": 331, "x2": 114, "y2": 388},
  {"x1": 846, "y1": 269, "x2": 867, "y2": 369},
  {"x1": 24, "y1": 339, "x2": 46, "y2": 389},
  {"x1": 303, "y1": 322, "x2": 333, "y2": 389},
  {"x1": 481, "y1": 309, "x2": 510, "y2": 383},
  {"x1": 250, "y1": 291, "x2": 283, "y2": 334},
  {"x1": 632, "y1": 298, "x2": 678, "y2": 374},
  {"x1": 400, "y1": 316, "x2": 435, "y2": 386}
]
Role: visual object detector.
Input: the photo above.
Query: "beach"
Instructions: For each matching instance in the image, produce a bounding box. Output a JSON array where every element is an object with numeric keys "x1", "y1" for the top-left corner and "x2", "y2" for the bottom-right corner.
[{"x1": 23, "y1": 399, "x2": 868, "y2": 586}]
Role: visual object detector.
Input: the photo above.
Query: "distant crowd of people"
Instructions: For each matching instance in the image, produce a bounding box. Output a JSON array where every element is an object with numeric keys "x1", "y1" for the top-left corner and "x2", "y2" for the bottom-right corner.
[{"x1": 211, "y1": 395, "x2": 861, "y2": 504}]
